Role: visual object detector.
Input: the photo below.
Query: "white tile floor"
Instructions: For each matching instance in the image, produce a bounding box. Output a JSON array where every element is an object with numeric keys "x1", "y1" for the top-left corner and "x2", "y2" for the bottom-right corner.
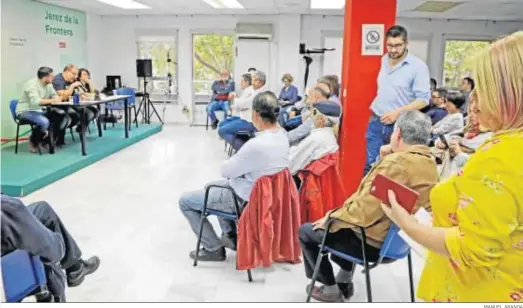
[{"x1": 20, "y1": 125, "x2": 426, "y2": 302}]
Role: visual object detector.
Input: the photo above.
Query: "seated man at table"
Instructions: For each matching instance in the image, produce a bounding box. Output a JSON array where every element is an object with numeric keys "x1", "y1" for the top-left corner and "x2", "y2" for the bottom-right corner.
[
  {"x1": 287, "y1": 83, "x2": 331, "y2": 145},
  {"x1": 217, "y1": 71, "x2": 268, "y2": 150},
  {"x1": 179, "y1": 91, "x2": 289, "y2": 261},
  {"x1": 207, "y1": 70, "x2": 235, "y2": 130},
  {"x1": 17, "y1": 67, "x2": 68, "y2": 153},
  {"x1": 1, "y1": 195, "x2": 100, "y2": 302},
  {"x1": 52, "y1": 64, "x2": 83, "y2": 145},
  {"x1": 289, "y1": 101, "x2": 340, "y2": 175},
  {"x1": 299, "y1": 111, "x2": 438, "y2": 302}
]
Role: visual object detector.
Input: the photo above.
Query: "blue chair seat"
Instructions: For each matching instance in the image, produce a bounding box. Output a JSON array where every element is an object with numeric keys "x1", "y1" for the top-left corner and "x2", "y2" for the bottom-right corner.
[
  {"x1": 306, "y1": 223, "x2": 415, "y2": 303},
  {"x1": 1, "y1": 250, "x2": 47, "y2": 302}
]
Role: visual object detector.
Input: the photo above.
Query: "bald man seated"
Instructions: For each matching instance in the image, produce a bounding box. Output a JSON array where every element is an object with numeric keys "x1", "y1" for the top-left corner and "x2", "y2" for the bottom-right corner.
[{"x1": 287, "y1": 83, "x2": 332, "y2": 146}]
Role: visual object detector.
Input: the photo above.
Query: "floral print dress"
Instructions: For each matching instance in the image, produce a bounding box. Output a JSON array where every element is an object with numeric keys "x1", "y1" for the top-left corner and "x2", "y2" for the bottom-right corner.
[{"x1": 417, "y1": 130, "x2": 523, "y2": 302}]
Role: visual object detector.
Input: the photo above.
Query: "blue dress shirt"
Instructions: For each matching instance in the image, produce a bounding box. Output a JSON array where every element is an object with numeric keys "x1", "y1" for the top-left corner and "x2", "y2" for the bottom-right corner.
[{"x1": 370, "y1": 53, "x2": 431, "y2": 117}]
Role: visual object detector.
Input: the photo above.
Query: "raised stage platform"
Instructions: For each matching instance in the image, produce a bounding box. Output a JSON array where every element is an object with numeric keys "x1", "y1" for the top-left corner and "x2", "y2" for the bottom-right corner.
[{"x1": 1, "y1": 123, "x2": 162, "y2": 197}]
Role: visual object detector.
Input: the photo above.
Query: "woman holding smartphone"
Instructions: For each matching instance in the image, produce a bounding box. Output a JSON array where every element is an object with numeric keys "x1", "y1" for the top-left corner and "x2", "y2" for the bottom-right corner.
[{"x1": 383, "y1": 32, "x2": 523, "y2": 302}]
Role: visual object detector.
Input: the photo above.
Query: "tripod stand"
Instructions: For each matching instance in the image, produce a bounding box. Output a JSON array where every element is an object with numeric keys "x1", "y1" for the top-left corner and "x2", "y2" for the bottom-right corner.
[{"x1": 136, "y1": 77, "x2": 163, "y2": 124}]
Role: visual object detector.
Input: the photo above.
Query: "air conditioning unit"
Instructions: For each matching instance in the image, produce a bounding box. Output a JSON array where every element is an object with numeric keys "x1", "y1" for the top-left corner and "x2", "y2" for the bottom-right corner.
[{"x1": 235, "y1": 23, "x2": 273, "y2": 41}]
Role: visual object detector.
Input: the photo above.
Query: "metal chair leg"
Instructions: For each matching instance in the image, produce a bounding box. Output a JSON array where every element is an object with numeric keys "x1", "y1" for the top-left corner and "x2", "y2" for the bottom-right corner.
[
  {"x1": 306, "y1": 223, "x2": 332, "y2": 303},
  {"x1": 247, "y1": 269, "x2": 253, "y2": 282},
  {"x1": 360, "y1": 231, "x2": 373, "y2": 302},
  {"x1": 15, "y1": 124, "x2": 20, "y2": 154},
  {"x1": 70, "y1": 128, "x2": 75, "y2": 141},
  {"x1": 194, "y1": 188, "x2": 211, "y2": 267},
  {"x1": 306, "y1": 250, "x2": 325, "y2": 303},
  {"x1": 407, "y1": 252, "x2": 415, "y2": 302}
]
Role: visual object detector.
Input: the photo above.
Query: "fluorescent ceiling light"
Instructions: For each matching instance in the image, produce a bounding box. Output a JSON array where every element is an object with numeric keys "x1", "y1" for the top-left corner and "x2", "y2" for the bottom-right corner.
[
  {"x1": 311, "y1": 0, "x2": 344, "y2": 10},
  {"x1": 97, "y1": 0, "x2": 151, "y2": 10},
  {"x1": 202, "y1": 0, "x2": 244, "y2": 9},
  {"x1": 412, "y1": 1, "x2": 463, "y2": 13}
]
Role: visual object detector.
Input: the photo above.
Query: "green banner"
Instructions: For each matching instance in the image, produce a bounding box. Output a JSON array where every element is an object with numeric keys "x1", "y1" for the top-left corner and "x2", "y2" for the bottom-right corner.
[{"x1": 1, "y1": 0, "x2": 87, "y2": 139}]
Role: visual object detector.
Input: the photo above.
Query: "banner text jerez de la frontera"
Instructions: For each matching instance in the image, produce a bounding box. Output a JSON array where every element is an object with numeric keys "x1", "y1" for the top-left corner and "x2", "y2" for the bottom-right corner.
[{"x1": 45, "y1": 10, "x2": 79, "y2": 36}]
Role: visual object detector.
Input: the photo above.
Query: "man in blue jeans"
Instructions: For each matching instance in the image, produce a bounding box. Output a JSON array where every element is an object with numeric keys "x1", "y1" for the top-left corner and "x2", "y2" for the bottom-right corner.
[
  {"x1": 16, "y1": 67, "x2": 66, "y2": 153},
  {"x1": 207, "y1": 70, "x2": 235, "y2": 129},
  {"x1": 218, "y1": 71, "x2": 267, "y2": 150},
  {"x1": 364, "y1": 25, "x2": 430, "y2": 175}
]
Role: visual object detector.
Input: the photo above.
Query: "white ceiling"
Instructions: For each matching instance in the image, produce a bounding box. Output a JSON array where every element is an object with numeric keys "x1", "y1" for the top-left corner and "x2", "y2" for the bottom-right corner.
[{"x1": 38, "y1": 0, "x2": 523, "y2": 21}]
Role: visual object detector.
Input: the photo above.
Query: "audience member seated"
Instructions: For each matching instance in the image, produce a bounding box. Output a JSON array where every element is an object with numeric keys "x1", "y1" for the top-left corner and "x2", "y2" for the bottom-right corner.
[
  {"x1": 207, "y1": 70, "x2": 235, "y2": 130},
  {"x1": 278, "y1": 73, "x2": 299, "y2": 106},
  {"x1": 53, "y1": 64, "x2": 82, "y2": 146},
  {"x1": 289, "y1": 101, "x2": 340, "y2": 175},
  {"x1": 179, "y1": 91, "x2": 289, "y2": 262},
  {"x1": 287, "y1": 83, "x2": 331, "y2": 145},
  {"x1": 1, "y1": 195, "x2": 100, "y2": 302},
  {"x1": 426, "y1": 88, "x2": 448, "y2": 125},
  {"x1": 218, "y1": 71, "x2": 268, "y2": 150},
  {"x1": 299, "y1": 111, "x2": 438, "y2": 302},
  {"x1": 434, "y1": 97, "x2": 492, "y2": 174},
  {"x1": 279, "y1": 74, "x2": 336, "y2": 129},
  {"x1": 430, "y1": 91, "x2": 465, "y2": 138},
  {"x1": 16, "y1": 67, "x2": 65, "y2": 153},
  {"x1": 318, "y1": 75, "x2": 340, "y2": 104},
  {"x1": 459, "y1": 76, "x2": 475, "y2": 114},
  {"x1": 76, "y1": 68, "x2": 99, "y2": 126}
]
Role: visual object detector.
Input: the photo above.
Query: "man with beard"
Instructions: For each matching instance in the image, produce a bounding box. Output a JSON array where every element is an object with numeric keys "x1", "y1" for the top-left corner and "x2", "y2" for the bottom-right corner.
[{"x1": 363, "y1": 25, "x2": 431, "y2": 175}]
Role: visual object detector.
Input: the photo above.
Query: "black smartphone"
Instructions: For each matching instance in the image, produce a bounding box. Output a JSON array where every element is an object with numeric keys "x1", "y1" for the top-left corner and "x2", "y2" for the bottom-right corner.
[{"x1": 439, "y1": 135, "x2": 450, "y2": 149}]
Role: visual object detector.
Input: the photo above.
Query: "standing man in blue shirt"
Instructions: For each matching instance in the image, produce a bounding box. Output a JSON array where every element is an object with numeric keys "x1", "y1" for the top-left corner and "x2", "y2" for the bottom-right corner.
[{"x1": 364, "y1": 25, "x2": 431, "y2": 175}]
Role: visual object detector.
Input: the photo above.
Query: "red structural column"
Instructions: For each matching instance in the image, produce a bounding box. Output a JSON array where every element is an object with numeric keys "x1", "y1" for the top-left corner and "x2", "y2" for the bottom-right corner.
[{"x1": 339, "y1": 0, "x2": 397, "y2": 195}]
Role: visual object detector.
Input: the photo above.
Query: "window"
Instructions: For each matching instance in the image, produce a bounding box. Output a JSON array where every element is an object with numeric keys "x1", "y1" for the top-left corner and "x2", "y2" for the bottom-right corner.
[
  {"x1": 192, "y1": 33, "x2": 234, "y2": 95},
  {"x1": 443, "y1": 39, "x2": 490, "y2": 88},
  {"x1": 136, "y1": 35, "x2": 177, "y2": 100}
]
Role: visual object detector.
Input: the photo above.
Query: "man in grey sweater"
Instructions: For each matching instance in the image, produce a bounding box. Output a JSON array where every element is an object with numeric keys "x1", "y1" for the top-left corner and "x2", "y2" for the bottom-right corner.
[{"x1": 179, "y1": 91, "x2": 289, "y2": 262}]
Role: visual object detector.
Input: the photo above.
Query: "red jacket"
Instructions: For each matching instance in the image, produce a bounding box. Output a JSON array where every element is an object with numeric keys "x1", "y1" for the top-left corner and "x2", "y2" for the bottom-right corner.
[
  {"x1": 297, "y1": 153, "x2": 348, "y2": 224},
  {"x1": 236, "y1": 169, "x2": 302, "y2": 270}
]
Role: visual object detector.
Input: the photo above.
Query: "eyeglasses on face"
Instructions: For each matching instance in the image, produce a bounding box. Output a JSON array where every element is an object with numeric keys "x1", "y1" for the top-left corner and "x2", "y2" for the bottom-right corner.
[{"x1": 386, "y1": 43, "x2": 405, "y2": 49}]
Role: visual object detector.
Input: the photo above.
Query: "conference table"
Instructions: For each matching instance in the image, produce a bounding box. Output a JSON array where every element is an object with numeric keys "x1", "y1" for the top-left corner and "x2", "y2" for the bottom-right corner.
[{"x1": 49, "y1": 95, "x2": 131, "y2": 156}]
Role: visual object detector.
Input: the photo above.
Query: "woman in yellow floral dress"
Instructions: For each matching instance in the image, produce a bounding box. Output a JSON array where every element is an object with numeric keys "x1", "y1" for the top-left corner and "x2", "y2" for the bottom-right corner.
[{"x1": 382, "y1": 31, "x2": 523, "y2": 302}]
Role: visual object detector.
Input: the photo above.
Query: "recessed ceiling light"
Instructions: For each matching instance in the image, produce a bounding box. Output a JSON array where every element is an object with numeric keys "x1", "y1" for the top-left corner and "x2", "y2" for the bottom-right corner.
[
  {"x1": 96, "y1": 0, "x2": 151, "y2": 10},
  {"x1": 202, "y1": 0, "x2": 245, "y2": 9},
  {"x1": 310, "y1": 0, "x2": 344, "y2": 10},
  {"x1": 412, "y1": 1, "x2": 463, "y2": 12}
]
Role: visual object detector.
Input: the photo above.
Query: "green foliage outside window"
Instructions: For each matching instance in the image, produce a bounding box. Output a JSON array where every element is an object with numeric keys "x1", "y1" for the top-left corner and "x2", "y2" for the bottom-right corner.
[{"x1": 443, "y1": 40, "x2": 490, "y2": 88}]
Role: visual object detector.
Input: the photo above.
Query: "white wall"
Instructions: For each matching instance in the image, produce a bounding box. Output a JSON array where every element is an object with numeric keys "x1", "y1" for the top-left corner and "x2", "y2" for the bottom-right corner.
[
  {"x1": 89, "y1": 14, "x2": 301, "y2": 123},
  {"x1": 88, "y1": 13, "x2": 523, "y2": 123}
]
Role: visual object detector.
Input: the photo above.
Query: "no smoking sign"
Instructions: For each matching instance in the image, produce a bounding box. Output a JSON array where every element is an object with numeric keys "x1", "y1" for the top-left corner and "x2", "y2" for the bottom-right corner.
[{"x1": 362, "y1": 24, "x2": 384, "y2": 56}]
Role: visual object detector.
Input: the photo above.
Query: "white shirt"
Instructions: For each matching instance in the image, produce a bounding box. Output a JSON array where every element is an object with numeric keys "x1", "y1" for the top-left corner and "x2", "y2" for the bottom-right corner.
[
  {"x1": 232, "y1": 85, "x2": 267, "y2": 122},
  {"x1": 288, "y1": 127, "x2": 339, "y2": 175},
  {"x1": 221, "y1": 128, "x2": 289, "y2": 201}
]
